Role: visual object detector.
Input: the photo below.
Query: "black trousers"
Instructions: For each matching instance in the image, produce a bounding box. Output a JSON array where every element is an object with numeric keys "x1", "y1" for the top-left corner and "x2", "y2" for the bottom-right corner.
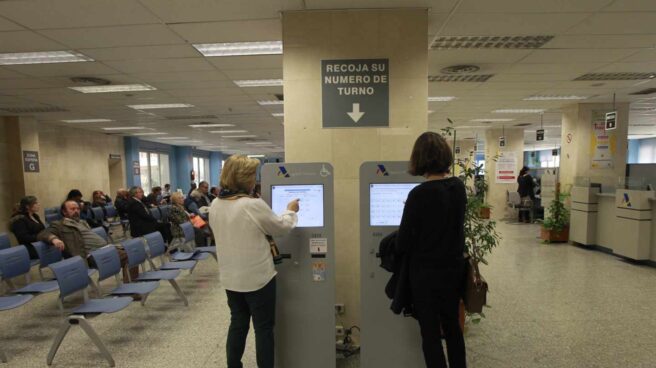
[
  {"x1": 225, "y1": 277, "x2": 276, "y2": 368},
  {"x1": 413, "y1": 287, "x2": 466, "y2": 368}
]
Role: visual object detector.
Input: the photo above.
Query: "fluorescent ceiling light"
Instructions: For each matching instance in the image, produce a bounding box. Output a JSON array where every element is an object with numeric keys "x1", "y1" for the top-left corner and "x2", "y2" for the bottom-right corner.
[
  {"x1": 156, "y1": 137, "x2": 189, "y2": 140},
  {"x1": 493, "y1": 109, "x2": 545, "y2": 114},
  {"x1": 248, "y1": 155, "x2": 266, "y2": 158},
  {"x1": 523, "y1": 95, "x2": 588, "y2": 101},
  {"x1": 234, "y1": 79, "x2": 283, "y2": 88},
  {"x1": 102, "y1": 127, "x2": 146, "y2": 131},
  {"x1": 131, "y1": 132, "x2": 168, "y2": 136},
  {"x1": 62, "y1": 119, "x2": 113, "y2": 123},
  {"x1": 0, "y1": 51, "x2": 93, "y2": 65},
  {"x1": 69, "y1": 84, "x2": 156, "y2": 93},
  {"x1": 193, "y1": 41, "x2": 282, "y2": 57},
  {"x1": 223, "y1": 135, "x2": 257, "y2": 138},
  {"x1": 428, "y1": 96, "x2": 456, "y2": 102},
  {"x1": 258, "y1": 100, "x2": 284, "y2": 105},
  {"x1": 470, "y1": 118, "x2": 515, "y2": 122},
  {"x1": 128, "y1": 103, "x2": 194, "y2": 110},
  {"x1": 209, "y1": 130, "x2": 249, "y2": 134},
  {"x1": 188, "y1": 123, "x2": 235, "y2": 128},
  {"x1": 246, "y1": 141, "x2": 275, "y2": 145},
  {"x1": 271, "y1": 113, "x2": 284, "y2": 117}
]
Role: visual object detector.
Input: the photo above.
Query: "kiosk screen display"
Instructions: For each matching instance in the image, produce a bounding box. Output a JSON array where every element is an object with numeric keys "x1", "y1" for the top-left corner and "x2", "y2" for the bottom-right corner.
[
  {"x1": 370, "y1": 183, "x2": 420, "y2": 226},
  {"x1": 271, "y1": 184, "x2": 324, "y2": 228}
]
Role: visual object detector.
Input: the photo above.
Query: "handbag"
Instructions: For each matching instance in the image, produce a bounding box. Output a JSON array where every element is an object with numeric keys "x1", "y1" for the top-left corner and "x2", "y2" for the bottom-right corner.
[
  {"x1": 190, "y1": 215, "x2": 206, "y2": 229},
  {"x1": 463, "y1": 253, "x2": 488, "y2": 314},
  {"x1": 266, "y1": 235, "x2": 284, "y2": 265}
]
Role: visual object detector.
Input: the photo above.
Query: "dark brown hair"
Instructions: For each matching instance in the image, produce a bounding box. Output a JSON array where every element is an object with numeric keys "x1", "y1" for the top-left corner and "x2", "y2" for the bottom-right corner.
[{"x1": 408, "y1": 132, "x2": 453, "y2": 176}]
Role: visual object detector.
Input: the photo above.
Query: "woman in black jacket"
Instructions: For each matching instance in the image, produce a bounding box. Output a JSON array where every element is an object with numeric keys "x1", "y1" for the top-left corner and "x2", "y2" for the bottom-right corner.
[
  {"x1": 9, "y1": 196, "x2": 45, "y2": 259},
  {"x1": 517, "y1": 166, "x2": 535, "y2": 223},
  {"x1": 397, "y1": 132, "x2": 467, "y2": 368}
]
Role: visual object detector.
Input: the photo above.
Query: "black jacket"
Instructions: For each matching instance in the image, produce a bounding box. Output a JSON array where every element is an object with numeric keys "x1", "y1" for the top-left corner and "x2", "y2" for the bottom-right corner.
[
  {"x1": 517, "y1": 174, "x2": 535, "y2": 198},
  {"x1": 127, "y1": 197, "x2": 159, "y2": 237},
  {"x1": 9, "y1": 214, "x2": 45, "y2": 259},
  {"x1": 114, "y1": 197, "x2": 129, "y2": 219},
  {"x1": 379, "y1": 231, "x2": 413, "y2": 316}
]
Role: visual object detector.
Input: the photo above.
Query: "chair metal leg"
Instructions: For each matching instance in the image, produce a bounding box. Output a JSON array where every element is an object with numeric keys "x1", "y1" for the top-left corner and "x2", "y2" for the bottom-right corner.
[
  {"x1": 140, "y1": 293, "x2": 148, "y2": 307},
  {"x1": 77, "y1": 317, "x2": 115, "y2": 367},
  {"x1": 168, "y1": 279, "x2": 188, "y2": 306},
  {"x1": 210, "y1": 252, "x2": 218, "y2": 262},
  {"x1": 88, "y1": 277, "x2": 100, "y2": 297},
  {"x1": 38, "y1": 267, "x2": 45, "y2": 281},
  {"x1": 0, "y1": 347, "x2": 7, "y2": 363},
  {"x1": 47, "y1": 319, "x2": 72, "y2": 365}
]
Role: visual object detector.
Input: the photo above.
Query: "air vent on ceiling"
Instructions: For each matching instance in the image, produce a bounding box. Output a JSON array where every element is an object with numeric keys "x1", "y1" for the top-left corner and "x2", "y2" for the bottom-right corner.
[
  {"x1": 165, "y1": 114, "x2": 218, "y2": 120},
  {"x1": 514, "y1": 123, "x2": 531, "y2": 127},
  {"x1": 0, "y1": 106, "x2": 68, "y2": 113},
  {"x1": 630, "y1": 88, "x2": 656, "y2": 95},
  {"x1": 440, "y1": 65, "x2": 480, "y2": 75},
  {"x1": 428, "y1": 74, "x2": 494, "y2": 82},
  {"x1": 70, "y1": 76, "x2": 111, "y2": 85},
  {"x1": 430, "y1": 35, "x2": 554, "y2": 50},
  {"x1": 573, "y1": 72, "x2": 656, "y2": 81}
]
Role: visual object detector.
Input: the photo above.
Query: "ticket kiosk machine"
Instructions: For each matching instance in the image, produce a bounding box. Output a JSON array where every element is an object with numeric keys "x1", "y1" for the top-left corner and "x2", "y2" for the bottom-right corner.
[
  {"x1": 261, "y1": 163, "x2": 336, "y2": 368},
  {"x1": 359, "y1": 162, "x2": 425, "y2": 367}
]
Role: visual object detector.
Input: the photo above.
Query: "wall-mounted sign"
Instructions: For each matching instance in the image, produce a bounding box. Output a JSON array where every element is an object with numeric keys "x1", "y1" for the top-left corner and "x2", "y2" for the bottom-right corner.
[
  {"x1": 495, "y1": 151, "x2": 517, "y2": 184},
  {"x1": 605, "y1": 111, "x2": 617, "y2": 131},
  {"x1": 455, "y1": 146, "x2": 461, "y2": 154},
  {"x1": 552, "y1": 149, "x2": 559, "y2": 156},
  {"x1": 499, "y1": 136, "x2": 506, "y2": 148},
  {"x1": 132, "y1": 160, "x2": 140, "y2": 176},
  {"x1": 536, "y1": 129, "x2": 545, "y2": 141},
  {"x1": 109, "y1": 153, "x2": 121, "y2": 160},
  {"x1": 23, "y1": 151, "x2": 39, "y2": 172},
  {"x1": 321, "y1": 59, "x2": 389, "y2": 128}
]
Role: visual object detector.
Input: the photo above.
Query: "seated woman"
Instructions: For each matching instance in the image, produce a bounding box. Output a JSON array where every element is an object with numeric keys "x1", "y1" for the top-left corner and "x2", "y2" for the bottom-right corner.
[
  {"x1": 169, "y1": 192, "x2": 208, "y2": 247},
  {"x1": 9, "y1": 196, "x2": 46, "y2": 259}
]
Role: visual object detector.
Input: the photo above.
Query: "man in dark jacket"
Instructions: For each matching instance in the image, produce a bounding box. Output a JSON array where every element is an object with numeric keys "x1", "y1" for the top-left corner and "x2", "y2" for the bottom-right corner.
[
  {"x1": 114, "y1": 188, "x2": 130, "y2": 219},
  {"x1": 127, "y1": 186, "x2": 171, "y2": 242}
]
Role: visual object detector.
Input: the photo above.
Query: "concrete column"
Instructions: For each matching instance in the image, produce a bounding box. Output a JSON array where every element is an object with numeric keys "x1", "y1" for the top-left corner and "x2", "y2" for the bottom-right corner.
[
  {"x1": 174, "y1": 146, "x2": 193, "y2": 194},
  {"x1": 560, "y1": 103, "x2": 630, "y2": 191},
  {"x1": 124, "y1": 137, "x2": 141, "y2": 188},
  {"x1": 209, "y1": 152, "x2": 224, "y2": 188},
  {"x1": 282, "y1": 9, "x2": 428, "y2": 328},
  {"x1": 485, "y1": 128, "x2": 525, "y2": 219}
]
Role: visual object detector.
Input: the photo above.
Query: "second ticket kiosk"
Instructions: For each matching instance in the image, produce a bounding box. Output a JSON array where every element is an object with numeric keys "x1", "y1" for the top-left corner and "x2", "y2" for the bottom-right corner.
[
  {"x1": 261, "y1": 163, "x2": 336, "y2": 368},
  {"x1": 359, "y1": 161, "x2": 425, "y2": 368}
]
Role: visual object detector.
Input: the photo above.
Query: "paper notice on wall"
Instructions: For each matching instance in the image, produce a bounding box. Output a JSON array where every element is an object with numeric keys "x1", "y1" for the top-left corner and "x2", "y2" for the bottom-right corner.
[
  {"x1": 590, "y1": 111, "x2": 615, "y2": 169},
  {"x1": 310, "y1": 238, "x2": 328, "y2": 256},
  {"x1": 312, "y1": 261, "x2": 326, "y2": 282},
  {"x1": 495, "y1": 151, "x2": 517, "y2": 184}
]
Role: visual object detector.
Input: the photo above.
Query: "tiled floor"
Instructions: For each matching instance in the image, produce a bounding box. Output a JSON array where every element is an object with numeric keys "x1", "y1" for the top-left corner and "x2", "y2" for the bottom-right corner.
[{"x1": 2, "y1": 222, "x2": 656, "y2": 367}]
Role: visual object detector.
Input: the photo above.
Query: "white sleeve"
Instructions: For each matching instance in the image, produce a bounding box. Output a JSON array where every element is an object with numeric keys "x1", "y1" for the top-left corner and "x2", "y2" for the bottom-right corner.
[{"x1": 244, "y1": 198, "x2": 298, "y2": 236}]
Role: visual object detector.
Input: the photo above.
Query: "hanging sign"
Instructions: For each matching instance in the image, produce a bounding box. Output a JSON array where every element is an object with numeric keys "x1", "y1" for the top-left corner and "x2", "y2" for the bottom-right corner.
[
  {"x1": 23, "y1": 151, "x2": 40, "y2": 172},
  {"x1": 591, "y1": 111, "x2": 615, "y2": 169},
  {"x1": 455, "y1": 146, "x2": 461, "y2": 154},
  {"x1": 321, "y1": 59, "x2": 389, "y2": 128},
  {"x1": 132, "y1": 161, "x2": 140, "y2": 176},
  {"x1": 536, "y1": 129, "x2": 545, "y2": 141},
  {"x1": 605, "y1": 111, "x2": 617, "y2": 131},
  {"x1": 499, "y1": 136, "x2": 506, "y2": 148}
]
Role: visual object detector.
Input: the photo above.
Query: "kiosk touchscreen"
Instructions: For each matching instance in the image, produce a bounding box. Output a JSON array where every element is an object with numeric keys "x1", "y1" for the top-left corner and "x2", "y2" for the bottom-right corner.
[
  {"x1": 261, "y1": 163, "x2": 335, "y2": 368},
  {"x1": 360, "y1": 162, "x2": 425, "y2": 368}
]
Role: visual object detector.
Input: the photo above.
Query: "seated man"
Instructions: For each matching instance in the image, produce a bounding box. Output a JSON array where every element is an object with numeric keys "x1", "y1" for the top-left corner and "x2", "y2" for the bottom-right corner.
[
  {"x1": 114, "y1": 188, "x2": 130, "y2": 219},
  {"x1": 127, "y1": 186, "x2": 172, "y2": 242},
  {"x1": 144, "y1": 186, "x2": 164, "y2": 207},
  {"x1": 37, "y1": 200, "x2": 137, "y2": 282}
]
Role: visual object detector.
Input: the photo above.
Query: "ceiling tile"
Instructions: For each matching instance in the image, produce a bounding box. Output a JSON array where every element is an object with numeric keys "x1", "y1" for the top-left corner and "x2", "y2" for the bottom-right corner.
[
  {"x1": 0, "y1": 31, "x2": 68, "y2": 52},
  {"x1": 0, "y1": 67, "x2": 28, "y2": 79},
  {"x1": 601, "y1": 0, "x2": 656, "y2": 12},
  {"x1": 455, "y1": 0, "x2": 612, "y2": 13},
  {"x1": 0, "y1": 78, "x2": 60, "y2": 89},
  {"x1": 545, "y1": 35, "x2": 656, "y2": 49},
  {"x1": 137, "y1": 71, "x2": 229, "y2": 83},
  {"x1": 40, "y1": 25, "x2": 186, "y2": 49},
  {"x1": 170, "y1": 20, "x2": 281, "y2": 43},
  {"x1": 305, "y1": 0, "x2": 458, "y2": 12},
  {"x1": 139, "y1": 0, "x2": 296, "y2": 23},
  {"x1": 0, "y1": 0, "x2": 160, "y2": 29},
  {"x1": 520, "y1": 49, "x2": 639, "y2": 63},
  {"x1": 0, "y1": 15, "x2": 23, "y2": 31},
  {"x1": 3, "y1": 61, "x2": 120, "y2": 77},
  {"x1": 103, "y1": 58, "x2": 215, "y2": 74},
  {"x1": 567, "y1": 13, "x2": 656, "y2": 35},
  {"x1": 429, "y1": 49, "x2": 532, "y2": 65},
  {"x1": 619, "y1": 50, "x2": 656, "y2": 63},
  {"x1": 208, "y1": 55, "x2": 282, "y2": 71},
  {"x1": 80, "y1": 45, "x2": 201, "y2": 61},
  {"x1": 592, "y1": 62, "x2": 656, "y2": 73},
  {"x1": 221, "y1": 68, "x2": 283, "y2": 80},
  {"x1": 439, "y1": 13, "x2": 590, "y2": 36},
  {"x1": 504, "y1": 62, "x2": 608, "y2": 74}
]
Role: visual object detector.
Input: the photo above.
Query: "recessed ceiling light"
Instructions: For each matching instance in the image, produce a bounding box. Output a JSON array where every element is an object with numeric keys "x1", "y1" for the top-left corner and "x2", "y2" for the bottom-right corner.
[
  {"x1": 193, "y1": 41, "x2": 282, "y2": 57},
  {"x1": 131, "y1": 132, "x2": 168, "y2": 136},
  {"x1": 102, "y1": 127, "x2": 146, "y2": 131},
  {"x1": 209, "y1": 130, "x2": 249, "y2": 134},
  {"x1": 247, "y1": 154, "x2": 266, "y2": 158},
  {"x1": 156, "y1": 137, "x2": 189, "y2": 140},
  {"x1": 127, "y1": 104, "x2": 194, "y2": 110},
  {"x1": 223, "y1": 135, "x2": 258, "y2": 138},
  {"x1": 234, "y1": 79, "x2": 283, "y2": 88},
  {"x1": 470, "y1": 118, "x2": 515, "y2": 122},
  {"x1": 257, "y1": 100, "x2": 284, "y2": 105},
  {"x1": 493, "y1": 109, "x2": 545, "y2": 114},
  {"x1": 188, "y1": 123, "x2": 235, "y2": 128},
  {"x1": 0, "y1": 51, "x2": 93, "y2": 65},
  {"x1": 428, "y1": 96, "x2": 456, "y2": 102},
  {"x1": 69, "y1": 84, "x2": 156, "y2": 93},
  {"x1": 271, "y1": 113, "x2": 284, "y2": 117},
  {"x1": 523, "y1": 95, "x2": 589, "y2": 101},
  {"x1": 62, "y1": 119, "x2": 113, "y2": 123}
]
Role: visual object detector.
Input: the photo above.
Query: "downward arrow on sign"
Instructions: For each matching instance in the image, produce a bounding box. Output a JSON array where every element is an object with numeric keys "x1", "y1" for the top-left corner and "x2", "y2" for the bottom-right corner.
[{"x1": 347, "y1": 103, "x2": 365, "y2": 123}]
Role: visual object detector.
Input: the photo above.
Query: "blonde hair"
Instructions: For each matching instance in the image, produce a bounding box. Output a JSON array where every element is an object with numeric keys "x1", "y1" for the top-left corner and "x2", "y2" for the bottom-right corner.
[
  {"x1": 190, "y1": 190, "x2": 202, "y2": 200},
  {"x1": 220, "y1": 154, "x2": 260, "y2": 193},
  {"x1": 171, "y1": 192, "x2": 184, "y2": 204}
]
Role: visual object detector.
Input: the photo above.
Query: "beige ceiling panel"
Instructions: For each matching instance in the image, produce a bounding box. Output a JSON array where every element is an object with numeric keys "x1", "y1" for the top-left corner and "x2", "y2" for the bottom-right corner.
[
  {"x1": 139, "y1": 0, "x2": 294, "y2": 23},
  {"x1": 41, "y1": 74, "x2": 143, "y2": 87},
  {"x1": 521, "y1": 49, "x2": 638, "y2": 64},
  {"x1": 208, "y1": 55, "x2": 282, "y2": 71},
  {"x1": 306, "y1": 0, "x2": 456, "y2": 12},
  {"x1": 428, "y1": 49, "x2": 533, "y2": 65},
  {"x1": 427, "y1": 12, "x2": 450, "y2": 37},
  {"x1": 0, "y1": 0, "x2": 160, "y2": 29},
  {"x1": 80, "y1": 45, "x2": 201, "y2": 61},
  {"x1": 0, "y1": 78, "x2": 61, "y2": 89},
  {"x1": 479, "y1": 81, "x2": 558, "y2": 90},
  {"x1": 239, "y1": 86, "x2": 284, "y2": 96},
  {"x1": 167, "y1": 87, "x2": 246, "y2": 97},
  {"x1": 602, "y1": 0, "x2": 656, "y2": 11},
  {"x1": 455, "y1": 0, "x2": 612, "y2": 13},
  {"x1": 567, "y1": 13, "x2": 656, "y2": 35},
  {"x1": 3, "y1": 61, "x2": 119, "y2": 77},
  {"x1": 137, "y1": 71, "x2": 229, "y2": 83},
  {"x1": 40, "y1": 25, "x2": 186, "y2": 49},
  {"x1": 221, "y1": 68, "x2": 283, "y2": 80},
  {"x1": 104, "y1": 58, "x2": 214, "y2": 74},
  {"x1": 150, "y1": 80, "x2": 235, "y2": 90},
  {"x1": 170, "y1": 19, "x2": 282, "y2": 43},
  {"x1": 0, "y1": 31, "x2": 68, "y2": 52},
  {"x1": 592, "y1": 62, "x2": 656, "y2": 73},
  {"x1": 546, "y1": 35, "x2": 656, "y2": 49},
  {"x1": 505, "y1": 62, "x2": 608, "y2": 74},
  {"x1": 439, "y1": 13, "x2": 590, "y2": 36},
  {"x1": 619, "y1": 50, "x2": 656, "y2": 63},
  {"x1": 0, "y1": 15, "x2": 22, "y2": 31}
]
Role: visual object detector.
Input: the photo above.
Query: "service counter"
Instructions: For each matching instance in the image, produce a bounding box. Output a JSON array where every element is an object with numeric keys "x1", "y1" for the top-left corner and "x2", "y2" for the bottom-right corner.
[{"x1": 570, "y1": 186, "x2": 656, "y2": 262}]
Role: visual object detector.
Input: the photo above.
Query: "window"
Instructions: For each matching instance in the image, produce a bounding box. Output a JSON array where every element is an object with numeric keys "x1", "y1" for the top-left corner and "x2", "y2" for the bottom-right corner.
[
  {"x1": 193, "y1": 156, "x2": 210, "y2": 185},
  {"x1": 139, "y1": 151, "x2": 170, "y2": 193}
]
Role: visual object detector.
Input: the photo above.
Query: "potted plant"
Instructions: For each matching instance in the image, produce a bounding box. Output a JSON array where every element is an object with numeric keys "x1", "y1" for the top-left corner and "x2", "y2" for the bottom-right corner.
[
  {"x1": 473, "y1": 170, "x2": 491, "y2": 219},
  {"x1": 541, "y1": 185, "x2": 570, "y2": 243}
]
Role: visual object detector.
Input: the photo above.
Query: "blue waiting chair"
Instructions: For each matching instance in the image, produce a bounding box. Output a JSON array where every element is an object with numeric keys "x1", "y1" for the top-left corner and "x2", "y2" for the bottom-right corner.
[
  {"x1": 45, "y1": 213, "x2": 62, "y2": 224},
  {"x1": 159, "y1": 205, "x2": 170, "y2": 223},
  {"x1": 0, "y1": 293, "x2": 34, "y2": 363},
  {"x1": 32, "y1": 241, "x2": 99, "y2": 291},
  {"x1": 46, "y1": 256, "x2": 133, "y2": 367},
  {"x1": 91, "y1": 226, "x2": 111, "y2": 243},
  {"x1": 104, "y1": 206, "x2": 129, "y2": 237},
  {"x1": 89, "y1": 246, "x2": 159, "y2": 306},
  {"x1": 122, "y1": 238, "x2": 188, "y2": 306},
  {"x1": 143, "y1": 232, "x2": 199, "y2": 274},
  {"x1": 149, "y1": 207, "x2": 162, "y2": 221},
  {"x1": 0, "y1": 246, "x2": 58, "y2": 294},
  {"x1": 184, "y1": 222, "x2": 217, "y2": 261},
  {"x1": 0, "y1": 233, "x2": 10, "y2": 250},
  {"x1": 44, "y1": 207, "x2": 59, "y2": 215},
  {"x1": 169, "y1": 223, "x2": 213, "y2": 263}
]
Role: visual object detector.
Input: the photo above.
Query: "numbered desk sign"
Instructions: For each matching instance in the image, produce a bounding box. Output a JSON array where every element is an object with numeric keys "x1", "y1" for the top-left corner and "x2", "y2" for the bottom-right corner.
[{"x1": 605, "y1": 111, "x2": 617, "y2": 131}]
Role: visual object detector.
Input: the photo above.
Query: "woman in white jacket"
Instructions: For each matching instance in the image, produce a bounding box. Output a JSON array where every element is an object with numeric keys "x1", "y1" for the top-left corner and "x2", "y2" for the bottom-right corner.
[{"x1": 209, "y1": 154, "x2": 299, "y2": 368}]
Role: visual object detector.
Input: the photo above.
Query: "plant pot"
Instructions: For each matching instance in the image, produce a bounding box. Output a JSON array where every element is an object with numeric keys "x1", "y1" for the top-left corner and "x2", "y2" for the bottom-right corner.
[
  {"x1": 540, "y1": 226, "x2": 569, "y2": 242},
  {"x1": 479, "y1": 207, "x2": 491, "y2": 219}
]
